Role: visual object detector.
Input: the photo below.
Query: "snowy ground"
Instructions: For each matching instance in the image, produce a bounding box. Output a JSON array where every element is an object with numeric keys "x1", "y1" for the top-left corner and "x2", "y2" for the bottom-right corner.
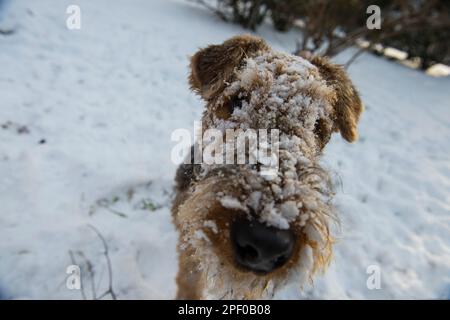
[{"x1": 1, "y1": 0, "x2": 449, "y2": 300}]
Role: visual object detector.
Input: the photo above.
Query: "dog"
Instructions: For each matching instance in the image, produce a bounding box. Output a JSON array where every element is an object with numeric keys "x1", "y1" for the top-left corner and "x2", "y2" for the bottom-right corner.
[{"x1": 172, "y1": 35, "x2": 363, "y2": 299}]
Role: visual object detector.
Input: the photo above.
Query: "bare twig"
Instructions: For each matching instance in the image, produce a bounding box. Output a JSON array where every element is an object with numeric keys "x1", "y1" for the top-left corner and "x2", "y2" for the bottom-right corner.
[
  {"x1": 345, "y1": 16, "x2": 450, "y2": 69},
  {"x1": 344, "y1": 36, "x2": 383, "y2": 70},
  {"x1": 76, "y1": 251, "x2": 97, "y2": 299},
  {"x1": 88, "y1": 225, "x2": 117, "y2": 300},
  {"x1": 188, "y1": 0, "x2": 229, "y2": 22},
  {"x1": 344, "y1": 47, "x2": 367, "y2": 69},
  {"x1": 68, "y1": 225, "x2": 117, "y2": 300}
]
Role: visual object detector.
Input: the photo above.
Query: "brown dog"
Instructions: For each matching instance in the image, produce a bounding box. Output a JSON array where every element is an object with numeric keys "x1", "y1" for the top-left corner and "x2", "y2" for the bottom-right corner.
[{"x1": 172, "y1": 35, "x2": 363, "y2": 299}]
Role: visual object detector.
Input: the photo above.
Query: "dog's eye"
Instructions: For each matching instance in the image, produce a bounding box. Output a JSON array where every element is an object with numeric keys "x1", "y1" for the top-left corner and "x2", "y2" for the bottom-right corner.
[
  {"x1": 314, "y1": 118, "x2": 332, "y2": 149},
  {"x1": 229, "y1": 97, "x2": 243, "y2": 113},
  {"x1": 217, "y1": 96, "x2": 246, "y2": 119}
]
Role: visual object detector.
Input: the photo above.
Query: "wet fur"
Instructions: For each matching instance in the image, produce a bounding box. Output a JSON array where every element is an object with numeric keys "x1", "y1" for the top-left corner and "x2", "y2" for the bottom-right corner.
[{"x1": 172, "y1": 35, "x2": 363, "y2": 299}]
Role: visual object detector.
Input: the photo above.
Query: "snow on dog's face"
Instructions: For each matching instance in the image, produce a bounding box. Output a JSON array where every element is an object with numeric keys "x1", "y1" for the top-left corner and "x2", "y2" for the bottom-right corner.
[{"x1": 175, "y1": 35, "x2": 363, "y2": 299}]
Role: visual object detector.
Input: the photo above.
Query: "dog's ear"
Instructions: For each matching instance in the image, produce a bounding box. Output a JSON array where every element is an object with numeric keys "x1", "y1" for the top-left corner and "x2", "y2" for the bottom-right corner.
[
  {"x1": 189, "y1": 35, "x2": 269, "y2": 100},
  {"x1": 303, "y1": 54, "x2": 364, "y2": 142}
]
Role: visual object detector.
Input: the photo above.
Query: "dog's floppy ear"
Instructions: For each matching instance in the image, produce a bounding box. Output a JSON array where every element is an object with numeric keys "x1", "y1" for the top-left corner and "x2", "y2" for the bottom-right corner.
[
  {"x1": 189, "y1": 35, "x2": 269, "y2": 100},
  {"x1": 304, "y1": 54, "x2": 364, "y2": 142}
]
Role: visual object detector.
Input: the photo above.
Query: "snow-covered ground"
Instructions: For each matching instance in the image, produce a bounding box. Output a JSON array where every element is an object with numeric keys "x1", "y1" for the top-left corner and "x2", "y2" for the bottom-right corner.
[{"x1": 1, "y1": 0, "x2": 449, "y2": 299}]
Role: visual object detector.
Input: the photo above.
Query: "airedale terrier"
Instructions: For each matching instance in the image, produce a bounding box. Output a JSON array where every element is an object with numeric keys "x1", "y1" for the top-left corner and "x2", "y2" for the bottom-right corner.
[{"x1": 172, "y1": 35, "x2": 363, "y2": 299}]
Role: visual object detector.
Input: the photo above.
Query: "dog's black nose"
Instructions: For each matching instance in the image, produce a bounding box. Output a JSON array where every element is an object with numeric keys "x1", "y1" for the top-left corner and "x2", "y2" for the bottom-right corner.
[{"x1": 230, "y1": 218, "x2": 295, "y2": 273}]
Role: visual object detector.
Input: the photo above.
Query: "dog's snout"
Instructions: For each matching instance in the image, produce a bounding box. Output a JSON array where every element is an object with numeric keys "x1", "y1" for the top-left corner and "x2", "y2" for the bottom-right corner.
[{"x1": 230, "y1": 217, "x2": 295, "y2": 273}]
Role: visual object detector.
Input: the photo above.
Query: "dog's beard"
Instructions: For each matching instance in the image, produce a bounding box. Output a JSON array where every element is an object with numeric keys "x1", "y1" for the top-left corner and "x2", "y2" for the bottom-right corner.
[{"x1": 176, "y1": 165, "x2": 336, "y2": 299}]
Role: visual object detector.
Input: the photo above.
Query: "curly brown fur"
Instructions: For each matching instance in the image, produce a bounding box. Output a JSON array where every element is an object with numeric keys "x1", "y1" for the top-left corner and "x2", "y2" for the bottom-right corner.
[
  {"x1": 298, "y1": 53, "x2": 364, "y2": 142},
  {"x1": 172, "y1": 35, "x2": 363, "y2": 299}
]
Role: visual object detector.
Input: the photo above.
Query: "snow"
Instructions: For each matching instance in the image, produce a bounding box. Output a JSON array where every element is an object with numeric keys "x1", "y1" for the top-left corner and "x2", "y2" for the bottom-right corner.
[
  {"x1": 203, "y1": 220, "x2": 218, "y2": 234},
  {"x1": 280, "y1": 201, "x2": 299, "y2": 220},
  {"x1": 219, "y1": 195, "x2": 247, "y2": 212},
  {"x1": 427, "y1": 64, "x2": 450, "y2": 77},
  {"x1": 1, "y1": 0, "x2": 450, "y2": 300}
]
